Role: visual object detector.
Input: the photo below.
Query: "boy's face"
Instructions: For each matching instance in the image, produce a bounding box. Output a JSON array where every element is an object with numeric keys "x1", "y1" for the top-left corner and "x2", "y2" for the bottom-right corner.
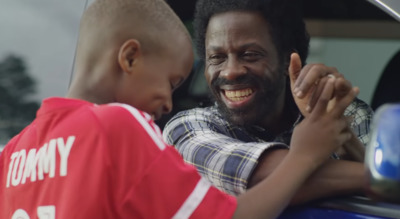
[{"x1": 118, "y1": 35, "x2": 194, "y2": 121}]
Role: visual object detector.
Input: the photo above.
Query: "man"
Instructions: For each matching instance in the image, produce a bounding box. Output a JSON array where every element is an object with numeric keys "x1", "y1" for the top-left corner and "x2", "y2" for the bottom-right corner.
[
  {"x1": 0, "y1": 0, "x2": 358, "y2": 218},
  {"x1": 163, "y1": 0, "x2": 373, "y2": 204}
]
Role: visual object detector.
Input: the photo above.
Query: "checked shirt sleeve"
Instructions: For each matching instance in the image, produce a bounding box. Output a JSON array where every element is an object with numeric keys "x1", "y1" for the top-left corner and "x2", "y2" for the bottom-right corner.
[
  {"x1": 162, "y1": 107, "x2": 287, "y2": 196},
  {"x1": 344, "y1": 98, "x2": 374, "y2": 146}
]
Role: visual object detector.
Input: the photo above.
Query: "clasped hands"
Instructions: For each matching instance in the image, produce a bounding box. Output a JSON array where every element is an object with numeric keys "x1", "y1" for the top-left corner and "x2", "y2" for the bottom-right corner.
[{"x1": 288, "y1": 53, "x2": 365, "y2": 162}]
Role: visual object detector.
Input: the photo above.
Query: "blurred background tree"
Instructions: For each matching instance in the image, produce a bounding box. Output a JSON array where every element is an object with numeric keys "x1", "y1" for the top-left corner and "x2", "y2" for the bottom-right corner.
[{"x1": 0, "y1": 55, "x2": 39, "y2": 144}]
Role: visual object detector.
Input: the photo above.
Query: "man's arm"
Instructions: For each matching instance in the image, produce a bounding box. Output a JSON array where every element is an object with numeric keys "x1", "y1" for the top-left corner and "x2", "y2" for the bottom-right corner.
[
  {"x1": 248, "y1": 148, "x2": 365, "y2": 205},
  {"x1": 163, "y1": 106, "x2": 367, "y2": 206},
  {"x1": 162, "y1": 107, "x2": 288, "y2": 195},
  {"x1": 340, "y1": 98, "x2": 374, "y2": 161}
]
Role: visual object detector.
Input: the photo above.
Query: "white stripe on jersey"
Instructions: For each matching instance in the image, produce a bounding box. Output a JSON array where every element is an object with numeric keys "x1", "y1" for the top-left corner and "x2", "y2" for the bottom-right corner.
[
  {"x1": 172, "y1": 178, "x2": 211, "y2": 219},
  {"x1": 112, "y1": 103, "x2": 210, "y2": 218},
  {"x1": 109, "y1": 103, "x2": 166, "y2": 150}
]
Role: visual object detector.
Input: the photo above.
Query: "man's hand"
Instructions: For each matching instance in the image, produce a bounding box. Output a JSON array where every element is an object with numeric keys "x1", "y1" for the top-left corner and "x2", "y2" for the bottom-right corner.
[{"x1": 288, "y1": 53, "x2": 348, "y2": 116}]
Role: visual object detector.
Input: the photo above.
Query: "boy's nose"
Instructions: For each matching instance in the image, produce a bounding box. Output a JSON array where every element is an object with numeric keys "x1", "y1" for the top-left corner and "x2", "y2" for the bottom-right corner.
[{"x1": 162, "y1": 98, "x2": 173, "y2": 115}]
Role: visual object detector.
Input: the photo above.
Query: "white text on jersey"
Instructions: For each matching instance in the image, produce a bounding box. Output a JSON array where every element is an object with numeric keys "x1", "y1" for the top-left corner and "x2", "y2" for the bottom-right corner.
[{"x1": 6, "y1": 136, "x2": 76, "y2": 188}]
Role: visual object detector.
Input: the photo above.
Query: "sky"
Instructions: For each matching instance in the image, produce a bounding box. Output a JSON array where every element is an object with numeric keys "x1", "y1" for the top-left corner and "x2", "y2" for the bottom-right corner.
[{"x1": 0, "y1": 1, "x2": 90, "y2": 102}]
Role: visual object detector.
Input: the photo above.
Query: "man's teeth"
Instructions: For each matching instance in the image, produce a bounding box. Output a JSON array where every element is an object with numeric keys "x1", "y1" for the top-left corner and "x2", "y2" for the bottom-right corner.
[{"x1": 225, "y1": 88, "x2": 253, "y2": 102}]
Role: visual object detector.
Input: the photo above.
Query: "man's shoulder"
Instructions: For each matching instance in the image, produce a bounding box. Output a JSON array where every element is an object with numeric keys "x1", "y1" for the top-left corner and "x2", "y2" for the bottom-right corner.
[
  {"x1": 165, "y1": 105, "x2": 228, "y2": 129},
  {"x1": 162, "y1": 105, "x2": 239, "y2": 142},
  {"x1": 171, "y1": 105, "x2": 221, "y2": 120}
]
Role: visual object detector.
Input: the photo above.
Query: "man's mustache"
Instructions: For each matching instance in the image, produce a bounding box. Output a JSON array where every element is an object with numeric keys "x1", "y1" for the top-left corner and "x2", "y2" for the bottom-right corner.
[{"x1": 211, "y1": 75, "x2": 260, "y2": 87}]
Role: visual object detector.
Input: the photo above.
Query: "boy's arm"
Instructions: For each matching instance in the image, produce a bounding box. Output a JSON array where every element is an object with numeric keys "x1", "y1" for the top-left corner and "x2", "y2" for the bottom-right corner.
[{"x1": 234, "y1": 77, "x2": 358, "y2": 218}]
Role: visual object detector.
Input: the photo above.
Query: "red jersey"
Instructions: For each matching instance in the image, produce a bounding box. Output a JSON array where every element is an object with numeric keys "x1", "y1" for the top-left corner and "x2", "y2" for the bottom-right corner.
[{"x1": 0, "y1": 97, "x2": 236, "y2": 219}]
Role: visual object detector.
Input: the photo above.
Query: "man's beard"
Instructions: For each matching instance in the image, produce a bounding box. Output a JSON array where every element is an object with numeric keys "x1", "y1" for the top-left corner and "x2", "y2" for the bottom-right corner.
[{"x1": 211, "y1": 72, "x2": 286, "y2": 128}]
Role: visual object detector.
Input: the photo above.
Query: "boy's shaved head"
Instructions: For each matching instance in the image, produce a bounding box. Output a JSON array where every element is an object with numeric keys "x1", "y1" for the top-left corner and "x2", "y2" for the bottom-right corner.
[
  {"x1": 68, "y1": 0, "x2": 194, "y2": 107},
  {"x1": 75, "y1": 0, "x2": 187, "y2": 68}
]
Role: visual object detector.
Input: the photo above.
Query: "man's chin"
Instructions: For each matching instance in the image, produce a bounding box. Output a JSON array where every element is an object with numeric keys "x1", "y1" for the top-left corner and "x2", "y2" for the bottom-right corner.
[
  {"x1": 228, "y1": 116, "x2": 249, "y2": 126},
  {"x1": 217, "y1": 104, "x2": 257, "y2": 127}
]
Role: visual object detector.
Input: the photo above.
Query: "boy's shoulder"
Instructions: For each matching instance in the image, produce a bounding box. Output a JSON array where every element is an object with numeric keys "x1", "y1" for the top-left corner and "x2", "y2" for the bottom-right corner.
[
  {"x1": 93, "y1": 103, "x2": 162, "y2": 140},
  {"x1": 93, "y1": 103, "x2": 166, "y2": 156},
  {"x1": 93, "y1": 103, "x2": 152, "y2": 126}
]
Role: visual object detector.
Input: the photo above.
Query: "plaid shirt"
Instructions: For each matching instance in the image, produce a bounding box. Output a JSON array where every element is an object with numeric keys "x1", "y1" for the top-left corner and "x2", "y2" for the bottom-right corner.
[{"x1": 163, "y1": 98, "x2": 373, "y2": 195}]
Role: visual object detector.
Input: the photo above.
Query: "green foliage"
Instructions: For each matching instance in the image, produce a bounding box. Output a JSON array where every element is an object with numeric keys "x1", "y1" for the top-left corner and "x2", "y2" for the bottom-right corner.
[{"x1": 0, "y1": 55, "x2": 39, "y2": 142}]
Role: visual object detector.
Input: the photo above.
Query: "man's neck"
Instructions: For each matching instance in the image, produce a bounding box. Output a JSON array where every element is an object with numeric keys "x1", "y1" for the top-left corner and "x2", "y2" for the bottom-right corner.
[{"x1": 259, "y1": 97, "x2": 299, "y2": 136}]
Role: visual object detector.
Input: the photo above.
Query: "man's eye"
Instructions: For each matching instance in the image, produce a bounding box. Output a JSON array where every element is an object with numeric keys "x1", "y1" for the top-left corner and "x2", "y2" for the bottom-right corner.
[
  {"x1": 207, "y1": 54, "x2": 225, "y2": 65},
  {"x1": 242, "y1": 52, "x2": 262, "y2": 61}
]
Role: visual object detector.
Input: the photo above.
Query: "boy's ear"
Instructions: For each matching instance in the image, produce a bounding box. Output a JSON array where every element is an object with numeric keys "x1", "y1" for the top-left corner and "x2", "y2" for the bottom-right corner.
[{"x1": 118, "y1": 39, "x2": 141, "y2": 73}]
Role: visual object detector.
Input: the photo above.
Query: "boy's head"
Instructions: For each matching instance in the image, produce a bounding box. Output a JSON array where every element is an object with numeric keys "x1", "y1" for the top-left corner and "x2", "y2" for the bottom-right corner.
[{"x1": 68, "y1": 0, "x2": 194, "y2": 120}]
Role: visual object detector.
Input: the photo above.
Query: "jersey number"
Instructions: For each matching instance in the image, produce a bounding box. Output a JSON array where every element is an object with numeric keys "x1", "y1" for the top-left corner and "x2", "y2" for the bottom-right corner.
[{"x1": 12, "y1": 206, "x2": 55, "y2": 219}]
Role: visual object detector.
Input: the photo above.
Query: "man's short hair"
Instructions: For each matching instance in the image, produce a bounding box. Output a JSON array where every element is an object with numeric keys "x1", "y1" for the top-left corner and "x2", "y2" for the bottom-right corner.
[{"x1": 193, "y1": 0, "x2": 310, "y2": 66}]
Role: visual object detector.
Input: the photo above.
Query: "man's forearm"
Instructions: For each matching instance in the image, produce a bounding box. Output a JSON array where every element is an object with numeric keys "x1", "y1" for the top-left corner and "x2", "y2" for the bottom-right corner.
[
  {"x1": 248, "y1": 149, "x2": 366, "y2": 205},
  {"x1": 339, "y1": 131, "x2": 365, "y2": 162},
  {"x1": 290, "y1": 159, "x2": 365, "y2": 205},
  {"x1": 234, "y1": 150, "x2": 323, "y2": 219}
]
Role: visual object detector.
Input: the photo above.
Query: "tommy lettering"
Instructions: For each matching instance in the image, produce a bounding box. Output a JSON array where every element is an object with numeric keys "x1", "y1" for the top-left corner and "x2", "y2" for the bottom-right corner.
[{"x1": 6, "y1": 136, "x2": 76, "y2": 188}]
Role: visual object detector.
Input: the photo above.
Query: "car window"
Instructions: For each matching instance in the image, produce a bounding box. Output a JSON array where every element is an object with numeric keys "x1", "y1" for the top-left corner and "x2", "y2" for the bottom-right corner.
[{"x1": 307, "y1": 33, "x2": 400, "y2": 106}]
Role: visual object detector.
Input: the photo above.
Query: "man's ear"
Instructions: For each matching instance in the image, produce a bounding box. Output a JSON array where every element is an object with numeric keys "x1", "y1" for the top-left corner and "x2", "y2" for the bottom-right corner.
[{"x1": 118, "y1": 39, "x2": 141, "y2": 73}]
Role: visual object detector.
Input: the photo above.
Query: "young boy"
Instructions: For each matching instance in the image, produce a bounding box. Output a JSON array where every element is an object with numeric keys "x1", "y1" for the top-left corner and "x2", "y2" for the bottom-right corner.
[{"x1": 0, "y1": 0, "x2": 358, "y2": 218}]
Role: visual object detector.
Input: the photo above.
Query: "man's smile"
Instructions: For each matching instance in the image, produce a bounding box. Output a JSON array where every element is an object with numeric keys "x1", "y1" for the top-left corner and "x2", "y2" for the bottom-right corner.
[{"x1": 220, "y1": 87, "x2": 256, "y2": 108}]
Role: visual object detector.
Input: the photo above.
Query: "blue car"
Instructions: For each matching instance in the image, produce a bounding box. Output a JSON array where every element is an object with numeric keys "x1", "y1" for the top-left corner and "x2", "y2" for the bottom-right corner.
[{"x1": 279, "y1": 1, "x2": 400, "y2": 218}]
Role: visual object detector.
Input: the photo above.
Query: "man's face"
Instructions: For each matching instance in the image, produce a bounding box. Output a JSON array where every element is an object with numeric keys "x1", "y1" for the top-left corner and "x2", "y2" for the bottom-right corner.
[{"x1": 205, "y1": 11, "x2": 287, "y2": 127}]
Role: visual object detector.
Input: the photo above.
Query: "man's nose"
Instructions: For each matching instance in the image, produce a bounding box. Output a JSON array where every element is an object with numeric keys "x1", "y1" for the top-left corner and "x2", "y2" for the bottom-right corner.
[{"x1": 220, "y1": 57, "x2": 246, "y2": 81}]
